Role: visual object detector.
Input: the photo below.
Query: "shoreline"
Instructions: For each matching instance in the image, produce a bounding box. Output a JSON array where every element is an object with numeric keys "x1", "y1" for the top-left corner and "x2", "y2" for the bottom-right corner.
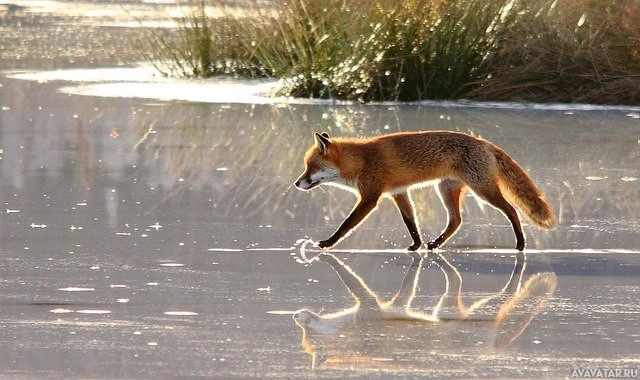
[{"x1": 5, "y1": 64, "x2": 640, "y2": 113}]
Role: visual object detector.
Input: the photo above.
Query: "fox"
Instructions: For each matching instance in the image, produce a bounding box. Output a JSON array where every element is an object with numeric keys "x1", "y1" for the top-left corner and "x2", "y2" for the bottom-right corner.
[{"x1": 294, "y1": 131, "x2": 556, "y2": 251}]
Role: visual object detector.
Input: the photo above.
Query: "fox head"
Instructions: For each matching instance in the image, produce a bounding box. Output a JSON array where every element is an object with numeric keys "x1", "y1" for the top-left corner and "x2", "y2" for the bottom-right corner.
[{"x1": 294, "y1": 132, "x2": 341, "y2": 191}]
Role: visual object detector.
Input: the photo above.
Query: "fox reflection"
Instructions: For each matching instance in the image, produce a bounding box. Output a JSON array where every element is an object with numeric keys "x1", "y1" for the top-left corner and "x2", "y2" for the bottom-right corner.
[{"x1": 293, "y1": 251, "x2": 557, "y2": 369}]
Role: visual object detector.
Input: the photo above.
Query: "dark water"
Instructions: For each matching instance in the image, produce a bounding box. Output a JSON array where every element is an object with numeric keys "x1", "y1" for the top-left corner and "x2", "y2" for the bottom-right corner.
[{"x1": 1, "y1": 1, "x2": 640, "y2": 378}]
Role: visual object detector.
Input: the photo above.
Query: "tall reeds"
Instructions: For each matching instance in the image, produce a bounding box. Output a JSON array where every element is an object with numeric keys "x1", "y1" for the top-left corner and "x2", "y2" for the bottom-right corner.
[
  {"x1": 142, "y1": 0, "x2": 640, "y2": 104},
  {"x1": 471, "y1": 0, "x2": 640, "y2": 104}
]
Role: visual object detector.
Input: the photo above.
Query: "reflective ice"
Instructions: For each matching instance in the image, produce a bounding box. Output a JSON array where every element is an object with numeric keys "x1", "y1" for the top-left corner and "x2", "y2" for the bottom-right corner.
[{"x1": 1, "y1": 2, "x2": 640, "y2": 378}]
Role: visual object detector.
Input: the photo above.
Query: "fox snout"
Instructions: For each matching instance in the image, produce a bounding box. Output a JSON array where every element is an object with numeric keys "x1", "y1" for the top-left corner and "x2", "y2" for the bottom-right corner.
[
  {"x1": 295, "y1": 164, "x2": 340, "y2": 190},
  {"x1": 295, "y1": 164, "x2": 343, "y2": 191},
  {"x1": 294, "y1": 175, "x2": 316, "y2": 191}
]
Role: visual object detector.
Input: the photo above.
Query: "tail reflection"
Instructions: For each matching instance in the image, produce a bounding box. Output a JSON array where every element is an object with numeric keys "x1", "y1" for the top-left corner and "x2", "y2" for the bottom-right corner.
[{"x1": 293, "y1": 251, "x2": 557, "y2": 370}]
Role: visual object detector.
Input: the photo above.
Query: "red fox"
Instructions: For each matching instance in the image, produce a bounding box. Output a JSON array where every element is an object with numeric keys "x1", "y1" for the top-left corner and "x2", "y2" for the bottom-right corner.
[{"x1": 294, "y1": 131, "x2": 556, "y2": 251}]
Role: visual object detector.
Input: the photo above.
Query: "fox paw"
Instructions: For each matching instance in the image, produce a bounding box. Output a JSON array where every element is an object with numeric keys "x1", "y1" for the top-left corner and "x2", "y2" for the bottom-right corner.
[
  {"x1": 317, "y1": 239, "x2": 335, "y2": 249},
  {"x1": 407, "y1": 242, "x2": 421, "y2": 251},
  {"x1": 427, "y1": 241, "x2": 441, "y2": 250}
]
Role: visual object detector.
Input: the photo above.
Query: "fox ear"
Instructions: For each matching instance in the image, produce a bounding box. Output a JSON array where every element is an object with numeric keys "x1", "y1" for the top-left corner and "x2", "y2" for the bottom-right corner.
[{"x1": 314, "y1": 132, "x2": 331, "y2": 155}]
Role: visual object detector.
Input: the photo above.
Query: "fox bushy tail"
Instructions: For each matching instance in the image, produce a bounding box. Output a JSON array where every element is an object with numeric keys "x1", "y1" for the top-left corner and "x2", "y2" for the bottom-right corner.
[{"x1": 491, "y1": 146, "x2": 557, "y2": 229}]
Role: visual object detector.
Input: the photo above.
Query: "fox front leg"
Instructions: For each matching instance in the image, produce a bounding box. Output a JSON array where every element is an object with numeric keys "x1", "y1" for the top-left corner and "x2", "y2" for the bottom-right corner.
[
  {"x1": 318, "y1": 197, "x2": 379, "y2": 249},
  {"x1": 392, "y1": 192, "x2": 423, "y2": 251}
]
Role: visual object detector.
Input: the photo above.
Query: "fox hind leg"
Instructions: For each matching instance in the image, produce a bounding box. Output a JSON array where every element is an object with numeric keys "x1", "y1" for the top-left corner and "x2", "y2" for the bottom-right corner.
[
  {"x1": 469, "y1": 182, "x2": 526, "y2": 250},
  {"x1": 392, "y1": 192, "x2": 423, "y2": 251},
  {"x1": 428, "y1": 178, "x2": 467, "y2": 250}
]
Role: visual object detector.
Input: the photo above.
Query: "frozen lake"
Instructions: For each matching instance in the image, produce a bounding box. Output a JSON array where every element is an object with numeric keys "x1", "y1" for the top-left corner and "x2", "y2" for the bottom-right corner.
[{"x1": 1, "y1": 1, "x2": 640, "y2": 378}]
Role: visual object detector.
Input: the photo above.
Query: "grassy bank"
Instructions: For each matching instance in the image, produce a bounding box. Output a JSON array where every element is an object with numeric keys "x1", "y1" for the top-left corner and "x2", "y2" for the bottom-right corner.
[{"x1": 142, "y1": 0, "x2": 640, "y2": 105}]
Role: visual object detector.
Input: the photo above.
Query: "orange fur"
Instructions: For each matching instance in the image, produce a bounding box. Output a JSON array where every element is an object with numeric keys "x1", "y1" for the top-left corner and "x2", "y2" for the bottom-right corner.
[{"x1": 295, "y1": 131, "x2": 556, "y2": 251}]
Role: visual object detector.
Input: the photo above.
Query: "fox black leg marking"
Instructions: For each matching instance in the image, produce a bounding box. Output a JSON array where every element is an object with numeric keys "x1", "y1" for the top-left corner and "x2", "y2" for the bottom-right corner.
[
  {"x1": 318, "y1": 197, "x2": 379, "y2": 249},
  {"x1": 428, "y1": 179, "x2": 467, "y2": 250},
  {"x1": 392, "y1": 192, "x2": 423, "y2": 251}
]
